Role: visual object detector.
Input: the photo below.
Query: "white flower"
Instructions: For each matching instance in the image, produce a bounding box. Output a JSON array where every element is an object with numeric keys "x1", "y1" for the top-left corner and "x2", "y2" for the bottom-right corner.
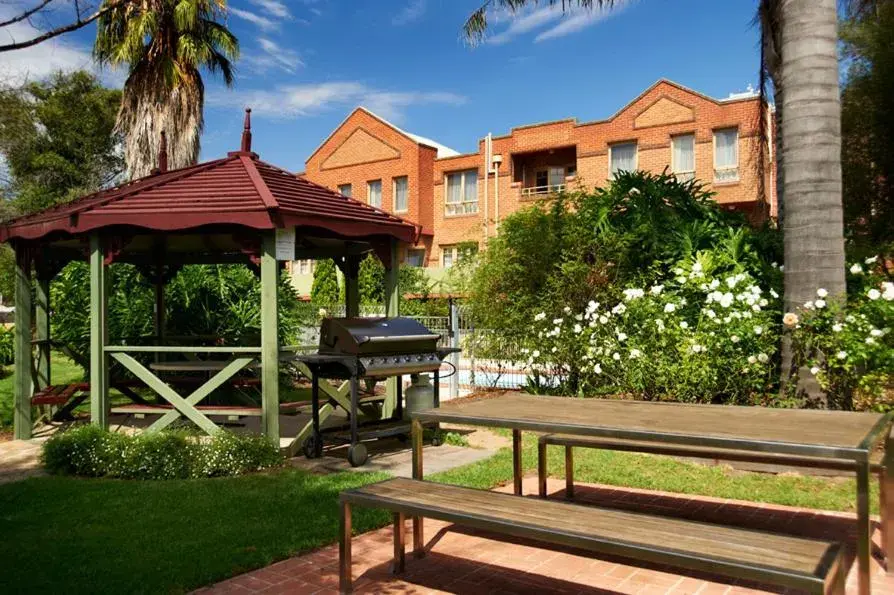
[
  {"x1": 850, "y1": 263, "x2": 863, "y2": 275},
  {"x1": 318, "y1": 308, "x2": 329, "y2": 317},
  {"x1": 532, "y1": 350, "x2": 540, "y2": 358},
  {"x1": 593, "y1": 363, "x2": 602, "y2": 374},
  {"x1": 704, "y1": 309, "x2": 716, "y2": 319},
  {"x1": 679, "y1": 321, "x2": 689, "y2": 329},
  {"x1": 575, "y1": 314, "x2": 583, "y2": 321},
  {"x1": 754, "y1": 326, "x2": 763, "y2": 335},
  {"x1": 623, "y1": 288, "x2": 645, "y2": 301},
  {"x1": 551, "y1": 346, "x2": 558, "y2": 352},
  {"x1": 676, "y1": 276, "x2": 687, "y2": 284},
  {"x1": 629, "y1": 349, "x2": 642, "y2": 359},
  {"x1": 719, "y1": 293, "x2": 734, "y2": 308},
  {"x1": 709, "y1": 279, "x2": 721, "y2": 290},
  {"x1": 612, "y1": 303, "x2": 627, "y2": 315},
  {"x1": 553, "y1": 318, "x2": 563, "y2": 325},
  {"x1": 759, "y1": 299, "x2": 768, "y2": 307},
  {"x1": 866, "y1": 255, "x2": 878, "y2": 264},
  {"x1": 731, "y1": 335, "x2": 740, "y2": 343},
  {"x1": 882, "y1": 282, "x2": 894, "y2": 301},
  {"x1": 769, "y1": 289, "x2": 779, "y2": 299},
  {"x1": 534, "y1": 312, "x2": 546, "y2": 321},
  {"x1": 747, "y1": 355, "x2": 757, "y2": 364},
  {"x1": 629, "y1": 187, "x2": 641, "y2": 195},
  {"x1": 814, "y1": 299, "x2": 826, "y2": 309},
  {"x1": 664, "y1": 303, "x2": 676, "y2": 313},
  {"x1": 674, "y1": 268, "x2": 685, "y2": 275},
  {"x1": 650, "y1": 285, "x2": 664, "y2": 295},
  {"x1": 782, "y1": 312, "x2": 799, "y2": 327},
  {"x1": 810, "y1": 366, "x2": 820, "y2": 375},
  {"x1": 837, "y1": 351, "x2": 847, "y2": 360},
  {"x1": 617, "y1": 332, "x2": 628, "y2": 342},
  {"x1": 751, "y1": 304, "x2": 761, "y2": 312},
  {"x1": 832, "y1": 323, "x2": 843, "y2": 332},
  {"x1": 563, "y1": 306, "x2": 571, "y2": 314},
  {"x1": 868, "y1": 288, "x2": 881, "y2": 300},
  {"x1": 757, "y1": 353, "x2": 768, "y2": 363},
  {"x1": 612, "y1": 352, "x2": 621, "y2": 361},
  {"x1": 779, "y1": 265, "x2": 784, "y2": 271},
  {"x1": 816, "y1": 288, "x2": 828, "y2": 298},
  {"x1": 587, "y1": 300, "x2": 598, "y2": 312},
  {"x1": 690, "y1": 344, "x2": 703, "y2": 353},
  {"x1": 865, "y1": 337, "x2": 876, "y2": 345},
  {"x1": 599, "y1": 315, "x2": 609, "y2": 324},
  {"x1": 804, "y1": 301, "x2": 814, "y2": 309},
  {"x1": 870, "y1": 328, "x2": 883, "y2": 337},
  {"x1": 573, "y1": 324, "x2": 582, "y2": 333}
]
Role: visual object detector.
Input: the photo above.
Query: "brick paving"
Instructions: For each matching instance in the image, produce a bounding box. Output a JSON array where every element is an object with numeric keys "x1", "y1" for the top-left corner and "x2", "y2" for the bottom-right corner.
[
  {"x1": 0, "y1": 437, "x2": 46, "y2": 484},
  {"x1": 197, "y1": 476, "x2": 894, "y2": 594}
]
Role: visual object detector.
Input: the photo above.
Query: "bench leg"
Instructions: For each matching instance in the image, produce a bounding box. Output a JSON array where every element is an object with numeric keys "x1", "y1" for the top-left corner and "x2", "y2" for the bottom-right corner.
[
  {"x1": 339, "y1": 500, "x2": 352, "y2": 594},
  {"x1": 392, "y1": 512, "x2": 405, "y2": 574},
  {"x1": 884, "y1": 433, "x2": 894, "y2": 575},
  {"x1": 856, "y1": 459, "x2": 871, "y2": 595},
  {"x1": 538, "y1": 441, "x2": 547, "y2": 498},
  {"x1": 565, "y1": 446, "x2": 574, "y2": 500},
  {"x1": 513, "y1": 429, "x2": 522, "y2": 496},
  {"x1": 411, "y1": 418, "x2": 425, "y2": 559}
]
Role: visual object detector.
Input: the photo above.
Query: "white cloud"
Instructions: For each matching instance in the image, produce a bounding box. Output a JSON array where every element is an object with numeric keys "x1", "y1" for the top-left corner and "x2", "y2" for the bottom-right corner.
[
  {"x1": 393, "y1": 0, "x2": 426, "y2": 26},
  {"x1": 243, "y1": 38, "x2": 304, "y2": 74},
  {"x1": 209, "y1": 82, "x2": 466, "y2": 123},
  {"x1": 230, "y1": 7, "x2": 279, "y2": 31},
  {"x1": 248, "y1": 0, "x2": 292, "y2": 19},
  {"x1": 486, "y1": 1, "x2": 632, "y2": 45},
  {"x1": 0, "y1": 6, "x2": 122, "y2": 86}
]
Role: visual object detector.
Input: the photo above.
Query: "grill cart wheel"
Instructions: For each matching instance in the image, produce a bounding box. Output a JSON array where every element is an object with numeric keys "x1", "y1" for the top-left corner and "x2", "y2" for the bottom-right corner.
[
  {"x1": 348, "y1": 443, "x2": 368, "y2": 467},
  {"x1": 431, "y1": 432, "x2": 443, "y2": 447},
  {"x1": 303, "y1": 435, "x2": 322, "y2": 459}
]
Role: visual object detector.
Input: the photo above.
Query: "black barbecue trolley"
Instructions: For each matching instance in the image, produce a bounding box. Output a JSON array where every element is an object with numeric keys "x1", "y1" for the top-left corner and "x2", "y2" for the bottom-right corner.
[{"x1": 292, "y1": 317, "x2": 459, "y2": 467}]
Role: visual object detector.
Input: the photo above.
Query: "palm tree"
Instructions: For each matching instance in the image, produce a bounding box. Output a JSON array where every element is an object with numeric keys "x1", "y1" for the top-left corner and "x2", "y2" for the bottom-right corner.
[
  {"x1": 465, "y1": 0, "x2": 847, "y2": 400},
  {"x1": 94, "y1": 0, "x2": 239, "y2": 178}
]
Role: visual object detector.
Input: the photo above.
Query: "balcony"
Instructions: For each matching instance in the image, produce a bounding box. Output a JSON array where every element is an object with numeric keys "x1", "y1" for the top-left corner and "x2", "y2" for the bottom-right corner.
[{"x1": 511, "y1": 146, "x2": 577, "y2": 199}]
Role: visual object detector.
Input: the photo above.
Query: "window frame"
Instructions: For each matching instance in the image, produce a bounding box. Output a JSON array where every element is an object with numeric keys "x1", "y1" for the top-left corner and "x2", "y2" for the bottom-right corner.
[
  {"x1": 712, "y1": 127, "x2": 740, "y2": 183},
  {"x1": 609, "y1": 141, "x2": 638, "y2": 179},
  {"x1": 405, "y1": 248, "x2": 425, "y2": 267},
  {"x1": 393, "y1": 176, "x2": 409, "y2": 213},
  {"x1": 337, "y1": 183, "x2": 352, "y2": 198},
  {"x1": 671, "y1": 133, "x2": 696, "y2": 182},
  {"x1": 367, "y1": 179, "x2": 382, "y2": 208},
  {"x1": 444, "y1": 169, "x2": 479, "y2": 216},
  {"x1": 441, "y1": 243, "x2": 478, "y2": 268}
]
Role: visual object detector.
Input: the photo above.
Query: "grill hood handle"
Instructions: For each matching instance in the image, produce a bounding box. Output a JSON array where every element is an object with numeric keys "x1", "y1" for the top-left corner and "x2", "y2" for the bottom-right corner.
[{"x1": 363, "y1": 334, "x2": 441, "y2": 344}]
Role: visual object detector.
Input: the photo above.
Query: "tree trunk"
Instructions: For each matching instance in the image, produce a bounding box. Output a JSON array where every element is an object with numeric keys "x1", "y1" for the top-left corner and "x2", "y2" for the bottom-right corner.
[{"x1": 778, "y1": 0, "x2": 846, "y2": 404}]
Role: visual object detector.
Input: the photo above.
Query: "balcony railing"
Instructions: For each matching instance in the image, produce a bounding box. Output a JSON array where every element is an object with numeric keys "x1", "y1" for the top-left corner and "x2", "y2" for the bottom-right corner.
[
  {"x1": 714, "y1": 167, "x2": 739, "y2": 183},
  {"x1": 520, "y1": 183, "x2": 566, "y2": 198}
]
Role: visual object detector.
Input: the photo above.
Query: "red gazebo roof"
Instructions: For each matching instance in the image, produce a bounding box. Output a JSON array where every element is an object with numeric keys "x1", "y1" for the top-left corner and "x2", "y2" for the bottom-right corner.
[{"x1": 0, "y1": 113, "x2": 420, "y2": 245}]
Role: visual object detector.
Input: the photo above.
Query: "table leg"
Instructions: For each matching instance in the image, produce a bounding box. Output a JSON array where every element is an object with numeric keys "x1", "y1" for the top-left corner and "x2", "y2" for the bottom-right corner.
[
  {"x1": 565, "y1": 445, "x2": 574, "y2": 500},
  {"x1": 349, "y1": 376, "x2": 359, "y2": 447},
  {"x1": 857, "y1": 458, "x2": 871, "y2": 595},
  {"x1": 537, "y1": 440, "x2": 547, "y2": 498},
  {"x1": 339, "y1": 500, "x2": 352, "y2": 594},
  {"x1": 392, "y1": 512, "x2": 406, "y2": 574},
  {"x1": 513, "y1": 429, "x2": 522, "y2": 496},
  {"x1": 884, "y1": 431, "x2": 894, "y2": 575},
  {"x1": 311, "y1": 373, "x2": 321, "y2": 456},
  {"x1": 395, "y1": 374, "x2": 403, "y2": 421},
  {"x1": 411, "y1": 417, "x2": 425, "y2": 558}
]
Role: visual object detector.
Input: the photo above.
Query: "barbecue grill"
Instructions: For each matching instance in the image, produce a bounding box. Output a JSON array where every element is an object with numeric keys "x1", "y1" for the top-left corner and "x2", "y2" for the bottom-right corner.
[{"x1": 292, "y1": 317, "x2": 458, "y2": 467}]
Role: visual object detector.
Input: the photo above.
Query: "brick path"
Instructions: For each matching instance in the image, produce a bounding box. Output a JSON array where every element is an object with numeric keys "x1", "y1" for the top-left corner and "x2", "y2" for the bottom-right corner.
[
  {"x1": 198, "y1": 476, "x2": 894, "y2": 594},
  {"x1": 0, "y1": 437, "x2": 46, "y2": 484}
]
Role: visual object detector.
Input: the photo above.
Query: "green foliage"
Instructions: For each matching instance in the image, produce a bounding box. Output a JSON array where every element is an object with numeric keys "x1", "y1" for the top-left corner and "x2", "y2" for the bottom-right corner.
[
  {"x1": 0, "y1": 71, "x2": 123, "y2": 216},
  {"x1": 358, "y1": 253, "x2": 385, "y2": 304},
  {"x1": 41, "y1": 425, "x2": 283, "y2": 480},
  {"x1": 0, "y1": 326, "x2": 15, "y2": 367},
  {"x1": 840, "y1": 3, "x2": 894, "y2": 261},
  {"x1": 311, "y1": 259, "x2": 340, "y2": 305},
  {"x1": 51, "y1": 263, "x2": 307, "y2": 362}
]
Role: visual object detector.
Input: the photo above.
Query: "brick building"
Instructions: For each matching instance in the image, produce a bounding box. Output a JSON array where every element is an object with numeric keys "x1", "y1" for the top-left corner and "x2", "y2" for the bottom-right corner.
[{"x1": 292, "y1": 79, "x2": 775, "y2": 295}]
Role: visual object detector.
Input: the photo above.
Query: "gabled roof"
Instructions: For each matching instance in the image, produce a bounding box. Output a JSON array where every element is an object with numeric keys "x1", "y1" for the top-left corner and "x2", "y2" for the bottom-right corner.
[
  {"x1": 306, "y1": 106, "x2": 459, "y2": 163},
  {"x1": 0, "y1": 148, "x2": 420, "y2": 244}
]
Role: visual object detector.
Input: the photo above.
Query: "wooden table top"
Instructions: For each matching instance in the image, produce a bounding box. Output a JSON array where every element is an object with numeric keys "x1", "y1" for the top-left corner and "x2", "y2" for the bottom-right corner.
[{"x1": 413, "y1": 393, "x2": 891, "y2": 460}]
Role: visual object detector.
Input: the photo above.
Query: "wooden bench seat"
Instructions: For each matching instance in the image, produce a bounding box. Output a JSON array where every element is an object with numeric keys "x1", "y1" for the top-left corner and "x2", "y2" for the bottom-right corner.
[
  {"x1": 338, "y1": 478, "x2": 846, "y2": 594},
  {"x1": 31, "y1": 383, "x2": 89, "y2": 406},
  {"x1": 110, "y1": 404, "x2": 262, "y2": 417},
  {"x1": 538, "y1": 433, "x2": 885, "y2": 499}
]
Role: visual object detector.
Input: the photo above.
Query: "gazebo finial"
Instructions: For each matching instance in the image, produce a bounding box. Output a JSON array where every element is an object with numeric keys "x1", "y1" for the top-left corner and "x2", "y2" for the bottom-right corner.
[
  {"x1": 158, "y1": 130, "x2": 168, "y2": 173},
  {"x1": 241, "y1": 108, "x2": 252, "y2": 153}
]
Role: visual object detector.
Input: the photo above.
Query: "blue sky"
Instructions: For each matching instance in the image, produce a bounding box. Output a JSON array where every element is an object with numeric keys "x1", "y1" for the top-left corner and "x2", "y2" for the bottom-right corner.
[{"x1": 0, "y1": 0, "x2": 763, "y2": 172}]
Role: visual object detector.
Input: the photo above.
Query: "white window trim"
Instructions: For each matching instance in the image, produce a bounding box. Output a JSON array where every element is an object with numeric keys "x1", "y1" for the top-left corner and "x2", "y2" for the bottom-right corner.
[
  {"x1": 441, "y1": 244, "x2": 478, "y2": 267},
  {"x1": 444, "y1": 170, "x2": 479, "y2": 216},
  {"x1": 712, "y1": 128, "x2": 740, "y2": 183},
  {"x1": 671, "y1": 134, "x2": 696, "y2": 182},
  {"x1": 393, "y1": 176, "x2": 409, "y2": 213},
  {"x1": 367, "y1": 179, "x2": 382, "y2": 208},
  {"x1": 609, "y1": 142, "x2": 638, "y2": 179}
]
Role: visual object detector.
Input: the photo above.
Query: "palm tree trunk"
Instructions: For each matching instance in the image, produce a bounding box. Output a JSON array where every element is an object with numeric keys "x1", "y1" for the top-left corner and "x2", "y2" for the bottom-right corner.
[{"x1": 778, "y1": 0, "x2": 846, "y2": 403}]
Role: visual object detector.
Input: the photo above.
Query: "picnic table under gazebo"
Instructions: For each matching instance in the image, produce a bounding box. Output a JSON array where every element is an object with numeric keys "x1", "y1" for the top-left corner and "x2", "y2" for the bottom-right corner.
[{"x1": 1, "y1": 110, "x2": 420, "y2": 450}]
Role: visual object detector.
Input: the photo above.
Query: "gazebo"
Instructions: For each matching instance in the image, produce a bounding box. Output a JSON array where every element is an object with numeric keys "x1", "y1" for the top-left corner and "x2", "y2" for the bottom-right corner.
[{"x1": 1, "y1": 110, "x2": 420, "y2": 446}]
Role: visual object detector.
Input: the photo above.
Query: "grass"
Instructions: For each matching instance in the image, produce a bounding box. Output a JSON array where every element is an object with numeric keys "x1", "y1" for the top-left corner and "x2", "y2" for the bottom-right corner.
[{"x1": 0, "y1": 353, "x2": 84, "y2": 428}]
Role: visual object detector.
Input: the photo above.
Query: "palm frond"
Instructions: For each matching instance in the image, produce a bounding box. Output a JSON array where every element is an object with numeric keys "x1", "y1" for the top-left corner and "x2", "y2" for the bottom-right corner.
[{"x1": 463, "y1": 0, "x2": 607, "y2": 46}]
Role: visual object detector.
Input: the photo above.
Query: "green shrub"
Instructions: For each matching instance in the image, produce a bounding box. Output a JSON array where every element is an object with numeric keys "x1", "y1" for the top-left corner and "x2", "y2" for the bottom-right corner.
[
  {"x1": 41, "y1": 425, "x2": 283, "y2": 479},
  {"x1": 0, "y1": 325, "x2": 14, "y2": 367}
]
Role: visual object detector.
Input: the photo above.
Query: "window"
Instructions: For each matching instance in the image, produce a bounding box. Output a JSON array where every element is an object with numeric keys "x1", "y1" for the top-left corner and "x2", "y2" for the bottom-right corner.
[
  {"x1": 296, "y1": 259, "x2": 314, "y2": 275},
  {"x1": 671, "y1": 134, "x2": 696, "y2": 182},
  {"x1": 548, "y1": 166, "x2": 565, "y2": 187},
  {"x1": 406, "y1": 248, "x2": 425, "y2": 267},
  {"x1": 337, "y1": 183, "x2": 352, "y2": 197},
  {"x1": 609, "y1": 142, "x2": 637, "y2": 178},
  {"x1": 441, "y1": 244, "x2": 478, "y2": 268},
  {"x1": 713, "y1": 128, "x2": 739, "y2": 183},
  {"x1": 367, "y1": 180, "x2": 382, "y2": 208},
  {"x1": 445, "y1": 170, "x2": 478, "y2": 215},
  {"x1": 535, "y1": 170, "x2": 548, "y2": 188},
  {"x1": 393, "y1": 176, "x2": 408, "y2": 212}
]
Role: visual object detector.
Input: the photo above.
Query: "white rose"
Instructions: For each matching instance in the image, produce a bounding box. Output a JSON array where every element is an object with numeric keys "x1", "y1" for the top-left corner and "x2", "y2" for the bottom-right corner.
[
  {"x1": 769, "y1": 289, "x2": 779, "y2": 299},
  {"x1": 691, "y1": 344, "x2": 702, "y2": 353},
  {"x1": 837, "y1": 351, "x2": 847, "y2": 360},
  {"x1": 814, "y1": 299, "x2": 826, "y2": 309},
  {"x1": 757, "y1": 353, "x2": 768, "y2": 363},
  {"x1": 650, "y1": 285, "x2": 664, "y2": 295},
  {"x1": 599, "y1": 315, "x2": 609, "y2": 324},
  {"x1": 710, "y1": 279, "x2": 720, "y2": 290},
  {"x1": 573, "y1": 324, "x2": 582, "y2": 334},
  {"x1": 865, "y1": 337, "x2": 876, "y2": 345},
  {"x1": 730, "y1": 335, "x2": 740, "y2": 343},
  {"x1": 832, "y1": 323, "x2": 843, "y2": 332},
  {"x1": 850, "y1": 263, "x2": 863, "y2": 275},
  {"x1": 870, "y1": 329, "x2": 882, "y2": 337},
  {"x1": 804, "y1": 301, "x2": 814, "y2": 309},
  {"x1": 747, "y1": 355, "x2": 757, "y2": 364},
  {"x1": 664, "y1": 303, "x2": 676, "y2": 313},
  {"x1": 629, "y1": 349, "x2": 641, "y2": 359},
  {"x1": 754, "y1": 326, "x2": 763, "y2": 335},
  {"x1": 810, "y1": 366, "x2": 820, "y2": 375},
  {"x1": 593, "y1": 363, "x2": 602, "y2": 374},
  {"x1": 617, "y1": 332, "x2": 628, "y2": 341},
  {"x1": 868, "y1": 289, "x2": 881, "y2": 300},
  {"x1": 532, "y1": 350, "x2": 540, "y2": 358},
  {"x1": 679, "y1": 321, "x2": 689, "y2": 329},
  {"x1": 612, "y1": 352, "x2": 621, "y2": 361},
  {"x1": 816, "y1": 288, "x2": 828, "y2": 298},
  {"x1": 865, "y1": 255, "x2": 878, "y2": 264},
  {"x1": 882, "y1": 282, "x2": 894, "y2": 300},
  {"x1": 563, "y1": 306, "x2": 571, "y2": 314}
]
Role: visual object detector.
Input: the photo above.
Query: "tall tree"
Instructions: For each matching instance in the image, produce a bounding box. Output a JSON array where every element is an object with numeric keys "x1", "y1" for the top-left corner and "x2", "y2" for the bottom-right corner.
[
  {"x1": 93, "y1": 0, "x2": 238, "y2": 177},
  {"x1": 464, "y1": 0, "x2": 847, "y2": 400}
]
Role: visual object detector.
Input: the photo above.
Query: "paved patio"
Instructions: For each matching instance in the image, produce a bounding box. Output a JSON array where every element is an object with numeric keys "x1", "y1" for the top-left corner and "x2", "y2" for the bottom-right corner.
[{"x1": 198, "y1": 476, "x2": 894, "y2": 595}]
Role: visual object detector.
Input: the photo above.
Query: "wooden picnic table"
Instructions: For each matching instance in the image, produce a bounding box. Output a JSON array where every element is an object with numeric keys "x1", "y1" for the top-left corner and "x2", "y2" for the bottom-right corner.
[{"x1": 410, "y1": 392, "x2": 894, "y2": 595}]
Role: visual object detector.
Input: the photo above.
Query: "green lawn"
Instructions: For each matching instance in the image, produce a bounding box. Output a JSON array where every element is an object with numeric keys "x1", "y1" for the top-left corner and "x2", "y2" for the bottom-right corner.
[
  {"x1": 0, "y1": 431, "x2": 873, "y2": 593},
  {"x1": 0, "y1": 353, "x2": 84, "y2": 428}
]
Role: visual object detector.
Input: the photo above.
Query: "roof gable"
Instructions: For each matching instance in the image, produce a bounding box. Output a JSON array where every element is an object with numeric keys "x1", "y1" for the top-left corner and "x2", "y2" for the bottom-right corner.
[{"x1": 321, "y1": 128, "x2": 402, "y2": 169}]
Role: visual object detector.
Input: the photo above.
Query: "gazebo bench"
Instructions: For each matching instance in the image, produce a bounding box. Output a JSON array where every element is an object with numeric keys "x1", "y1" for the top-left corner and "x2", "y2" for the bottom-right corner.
[
  {"x1": 31, "y1": 383, "x2": 90, "y2": 424},
  {"x1": 338, "y1": 478, "x2": 846, "y2": 594},
  {"x1": 537, "y1": 433, "x2": 885, "y2": 499}
]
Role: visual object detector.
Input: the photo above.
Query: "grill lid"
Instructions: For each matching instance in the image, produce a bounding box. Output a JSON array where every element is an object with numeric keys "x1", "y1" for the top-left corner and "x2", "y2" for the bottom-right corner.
[{"x1": 319, "y1": 317, "x2": 441, "y2": 355}]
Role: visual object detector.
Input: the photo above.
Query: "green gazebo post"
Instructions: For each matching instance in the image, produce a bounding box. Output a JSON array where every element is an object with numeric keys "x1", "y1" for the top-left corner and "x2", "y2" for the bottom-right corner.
[
  {"x1": 13, "y1": 244, "x2": 32, "y2": 439},
  {"x1": 383, "y1": 238, "x2": 400, "y2": 417},
  {"x1": 260, "y1": 232, "x2": 279, "y2": 441}
]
